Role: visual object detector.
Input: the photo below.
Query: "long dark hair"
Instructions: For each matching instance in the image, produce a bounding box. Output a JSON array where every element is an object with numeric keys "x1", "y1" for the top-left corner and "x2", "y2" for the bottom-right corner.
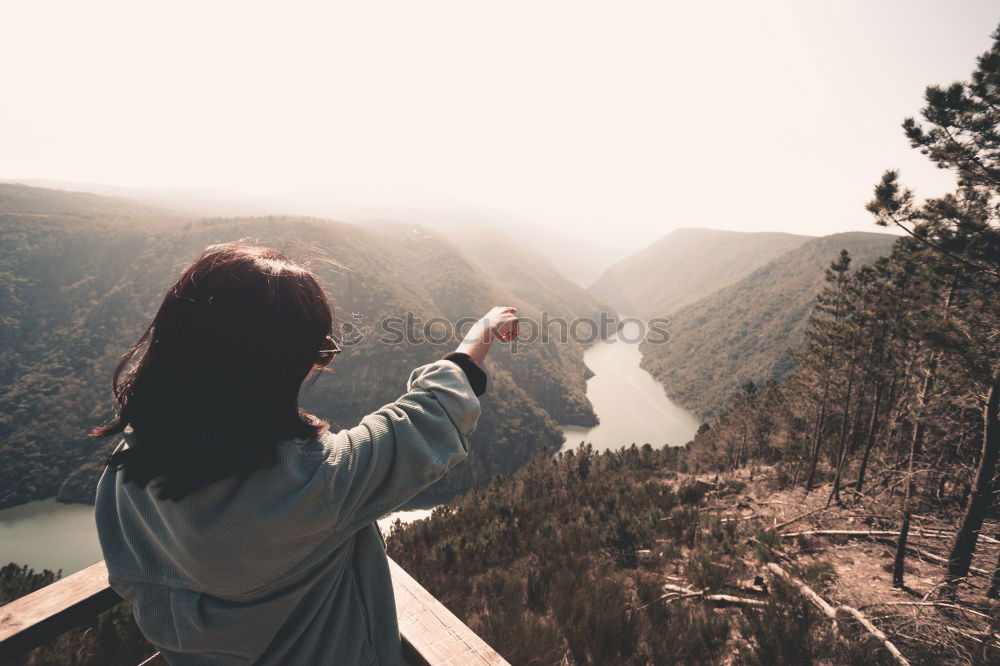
[{"x1": 92, "y1": 242, "x2": 336, "y2": 500}]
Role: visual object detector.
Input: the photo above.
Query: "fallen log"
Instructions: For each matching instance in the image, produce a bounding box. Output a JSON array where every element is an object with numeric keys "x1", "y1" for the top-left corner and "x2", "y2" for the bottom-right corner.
[
  {"x1": 942, "y1": 625, "x2": 1000, "y2": 645},
  {"x1": 778, "y1": 531, "x2": 990, "y2": 577},
  {"x1": 766, "y1": 563, "x2": 910, "y2": 666},
  {"x1": 774, "y1": 507, "x2": 826, "y2": 531},
  {"x1": 765, "y1": 563, "x2": 838, "y2": 620},
  {"x1": 658, "y1": 583, "x2": 766, "y2": 608},
  {"x1": 868, "y1": 601, "x2": 993, "y2": 621},
  {"x1": 884, "y1": 541, "x2": 990, "y2": 577},
  {"x1": 720, "y1": 514, "x2": 760, "y2": 523},
  {"x1": 782, "y1": 529, "x2": 952, "y2": 540},
  {"x1": 781, "y1": 528, "x2": 998, "y2": 544},
  {"x1": 839, "y1": 605, "x2": 911, "y2": 666},
  {"x1": 660, "y1": 591, "x2": 766, "y2": 607},
  {"x1": 783, "y1": 529, "x2": 904, "y2": 539},
  {"x1": 696, "y1": 593, "x2": 766, "y2": 607}
]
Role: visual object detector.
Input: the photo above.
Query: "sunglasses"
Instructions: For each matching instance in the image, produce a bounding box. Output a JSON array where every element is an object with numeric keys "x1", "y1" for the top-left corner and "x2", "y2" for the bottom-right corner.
[{"x1": 316, "y1": 336, "x2": 341, "y2": 367}]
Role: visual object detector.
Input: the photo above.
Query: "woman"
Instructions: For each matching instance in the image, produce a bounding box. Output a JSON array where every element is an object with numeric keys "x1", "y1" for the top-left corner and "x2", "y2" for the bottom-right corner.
[{"x1": 93, "y1": 242, "x2": 518, "y2": 665}]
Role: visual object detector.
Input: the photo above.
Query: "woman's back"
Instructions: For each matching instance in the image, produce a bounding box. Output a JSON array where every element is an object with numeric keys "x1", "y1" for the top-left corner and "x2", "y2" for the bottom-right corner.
[
  {"x1": 97, "y1": 358, "x2": 483, "y2": 665},
  {"x1": 92, "y1": 243, "x2": 516, "y2": 664}
]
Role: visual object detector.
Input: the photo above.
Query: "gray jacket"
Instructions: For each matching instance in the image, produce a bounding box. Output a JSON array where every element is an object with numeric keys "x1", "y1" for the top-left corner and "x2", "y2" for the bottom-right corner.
[{"x1": 95, "y1": 359, "x2": 480, "y2": 665}]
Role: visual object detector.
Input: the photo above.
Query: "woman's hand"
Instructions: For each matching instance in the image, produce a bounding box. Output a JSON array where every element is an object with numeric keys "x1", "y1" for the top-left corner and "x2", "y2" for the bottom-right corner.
[
  {"x1": 484, "y1": 306, "x2": 519, "y2": 342},
  {"x1": 455, "y1": 307, "x2": 519, "y2": 366}
]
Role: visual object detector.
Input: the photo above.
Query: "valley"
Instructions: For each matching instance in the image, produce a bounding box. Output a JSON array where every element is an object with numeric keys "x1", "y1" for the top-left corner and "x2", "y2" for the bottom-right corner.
[
  {"x1": 0, "y1": 300, "x2": 696, "y2": 575},
  {"x1": 559, "y1": 322, "x2": 700, "y2": 452},
  {"x1": 2, "y1": 165, "x2": 997, "y2": 666},
  {"x1": 0, "y1": 183, "x2": 604, "y2": 509},
  {"x1": 4, "y1": 7, "x2": 1000, "y2": 666}
]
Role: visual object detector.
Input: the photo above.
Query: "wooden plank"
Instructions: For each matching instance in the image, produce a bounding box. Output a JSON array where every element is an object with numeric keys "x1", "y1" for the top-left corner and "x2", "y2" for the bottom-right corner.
[
  {"x1": 389, "y1": 558, "x2": 509, "y2": 666},
  {"x1": 1, "y1": 558, "x2": 507, "y2": 666},
  {"x1": 0, "y1": 561, "x2": 122, "y2": 662}
]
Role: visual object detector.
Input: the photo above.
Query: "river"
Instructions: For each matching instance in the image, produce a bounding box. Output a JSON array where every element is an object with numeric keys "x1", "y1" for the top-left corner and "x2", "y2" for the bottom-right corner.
[
  {"x1": 559, "y1": 324, "x2": 701, "y2": 452},
  {"x1": 0, "y1": 328, "x2": 699, "y2": 575},
  {"x1": 0, "y1": 495, "x2": 445, "y2": 576}
]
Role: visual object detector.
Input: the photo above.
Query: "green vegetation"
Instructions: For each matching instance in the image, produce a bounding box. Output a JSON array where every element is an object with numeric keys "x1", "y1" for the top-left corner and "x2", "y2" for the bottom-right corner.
[
  {"x1": 388, "y1": 446, "x2": 885, "y2": 665},
  {"x1": 589, "y1": 228, "x2": 811, "y2": 316}
]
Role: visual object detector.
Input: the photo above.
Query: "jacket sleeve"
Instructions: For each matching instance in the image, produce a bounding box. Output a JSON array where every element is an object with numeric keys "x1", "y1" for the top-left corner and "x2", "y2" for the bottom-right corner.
[{"x1": 319, "y1": 358, "x2": 481, "y2": 535}]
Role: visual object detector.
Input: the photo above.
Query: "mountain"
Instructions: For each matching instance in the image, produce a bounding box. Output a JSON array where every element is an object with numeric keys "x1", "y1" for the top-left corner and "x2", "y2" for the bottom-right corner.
[
  {"x1": 421, "y1": 225, "x2": 613, "y2": 323},
  {"x1": 589, "y1": 228, "x2": 813, "y2": 316},
  {"x1": 7, "y1": 181, "x2": 628, "y2": 288},
  {"x1": 638, "y1": 231, "x2": 897, "y2": 419},
  {"x1": 0, "y1": 182, "x2": 182, "y2": 224},
  {"x1": 498, "y1": 224, "x2": 632, "y2": 288},
  {"x1": 353, "y1": 209, "x2": 632, "y2": 288},
  {"x1": 0, "y1": 184, "x2": 597, "y2": 508}
]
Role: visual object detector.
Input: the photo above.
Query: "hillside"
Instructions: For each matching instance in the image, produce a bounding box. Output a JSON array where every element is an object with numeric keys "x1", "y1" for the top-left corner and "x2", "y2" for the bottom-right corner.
[
  {"x1": 639, "y1": 232, "x2": 896, "y2": 419},
  {"x1": 589, "y1": 228, "x2": 812, "y2": 316},
  {"x1": 424, "y1": 225, "x2": 613, "y2": 324},
  {"x1": 357, "y1": 208, "x2": 631, "y2": 288},
  {"x1": 0, "y1": 184, "x2": 597, "y2": 508},
  {"x1": 388, "y1": 447, "x2": 1000, "y2": 665},
  {"x1": 0, "y1": 182, "x2": 182, "y2": 224},
  {"x1": 7, "y1": 182, "x2": 628, "y2": 288},
  {"x1": 8, "y1": 223, "x2": 996, "y2": 666}
]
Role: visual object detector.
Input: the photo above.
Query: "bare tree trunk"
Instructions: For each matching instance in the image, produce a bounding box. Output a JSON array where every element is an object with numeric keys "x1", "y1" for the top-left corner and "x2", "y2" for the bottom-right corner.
[
  {"x1": 855, "y1": 380, "x2": 885, "y2": 495},
  {"x1": 892, "y1": 448, "x2": 917, "y2": 588},
  {"x1": 944, "y1": 378, "x2": 1000, "y2": 594},
  {"x1": 847, "y1": 328, "x2": 880, "y2": 458},
  {"x1": 805, "y1": 382, "x2": 831, "y2": 492},
  {"x1": 805, "y1": 266, "x2": 850, "y2": 493},
  {"x1": 847, "y1": 380, "x2": 871, "y2": 455},
  {"x1": 893, "y1": 353, "x2": 938, "y2": 588},
  {"x1": 828, "y1": 349, "x2": 861, "y2": 507}
]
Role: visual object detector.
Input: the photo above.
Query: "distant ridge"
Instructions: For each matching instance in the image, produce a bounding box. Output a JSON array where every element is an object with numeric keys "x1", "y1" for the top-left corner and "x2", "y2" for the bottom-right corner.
[
  {"x1": 425, "y1": 225, "x2": 613, "y2": 323},
  {"x1": 0, "y1": 182, "x2": 179, "y2": 221},
  {"x1": 589, "y1": 228, "x2": 812, "y2": 316},
  {"x1": 639, "y1": 231, "x2": 897, "y2": 419},
  {"x1": 6, "y1": 179, "x2": 625, "y2": 287}
]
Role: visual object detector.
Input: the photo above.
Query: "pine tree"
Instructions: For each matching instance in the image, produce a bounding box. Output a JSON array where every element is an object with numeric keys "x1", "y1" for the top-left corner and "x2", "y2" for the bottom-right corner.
[
  {"x1": 868, "y1": 24, "x2": 1000, "y2": 593},
  {"x1": 803, "y1": 250, "x2": 852, "y2": 492}
]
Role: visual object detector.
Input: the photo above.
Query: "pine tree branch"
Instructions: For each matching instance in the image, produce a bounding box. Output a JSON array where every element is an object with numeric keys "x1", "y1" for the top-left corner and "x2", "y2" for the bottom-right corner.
[{"x1": 881, "y1": 211, "x2": 1000, "y2": 280}]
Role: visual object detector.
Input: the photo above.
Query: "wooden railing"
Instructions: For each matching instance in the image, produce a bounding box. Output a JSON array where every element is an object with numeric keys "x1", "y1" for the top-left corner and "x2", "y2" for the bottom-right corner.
[{"x1": 0, "y1": 559, "x2": 507, "y2": 665}]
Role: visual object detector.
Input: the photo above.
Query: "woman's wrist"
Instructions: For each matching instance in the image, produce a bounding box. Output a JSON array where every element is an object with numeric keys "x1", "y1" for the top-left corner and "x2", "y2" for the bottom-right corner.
[
  {"x1": 455, "y1": 307, "x2": 517, "y2": 366},
  {"x1": 456, "y1": 325, "x2": 492, "y2": 366}
]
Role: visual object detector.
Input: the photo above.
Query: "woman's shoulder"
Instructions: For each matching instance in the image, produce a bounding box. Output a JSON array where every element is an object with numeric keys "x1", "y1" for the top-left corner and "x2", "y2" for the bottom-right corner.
[
  {"x1": 266, "y1": 434, "x2": 333, "y2": 477},
  {"x1": 278, "y1": 433, "x2": 330, "y2": 455}
]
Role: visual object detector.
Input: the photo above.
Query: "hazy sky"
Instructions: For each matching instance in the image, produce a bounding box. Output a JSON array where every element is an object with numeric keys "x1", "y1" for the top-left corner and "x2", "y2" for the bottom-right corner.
[{"x1": 2, "y1": 1, "x2": 997, "y2": 247}]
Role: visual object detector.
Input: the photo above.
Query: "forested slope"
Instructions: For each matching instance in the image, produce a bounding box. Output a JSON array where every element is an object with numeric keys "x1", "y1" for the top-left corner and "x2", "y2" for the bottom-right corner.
[
  {"x1": 589, "y1": 228, "x2": 811, "y2": 316},
  {"x1": 639, "y1": 232, "x2": 896, "y2": 419},
  {"x1": 388, "y1": 226, "x2": 998, "y2": 666},
  {"x1": 0, "y1": 184, "x2": 596, "y2": 508},
  {"x1": 390, "y1": 32, "x2": 1000, "y2": 665}
]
